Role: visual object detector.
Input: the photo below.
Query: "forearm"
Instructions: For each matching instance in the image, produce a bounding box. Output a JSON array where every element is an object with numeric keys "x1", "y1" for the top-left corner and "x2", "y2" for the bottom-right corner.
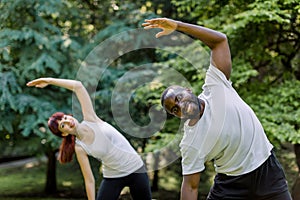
[
  {"x1": 47, "y1": 77, "x2": 97, "y2": 120},
  {"x1": 85, "y1": 181, "x2": 96, "y2": 200},
  {"x1": 76, "y1": 147, "x2": 96, "y2": 200},
  {"x1": 48, "y1": 78, "x2": 82, "y2": 91},
  {"x1": 175, "y1": 20, "x2": 227, "y2": 50}
]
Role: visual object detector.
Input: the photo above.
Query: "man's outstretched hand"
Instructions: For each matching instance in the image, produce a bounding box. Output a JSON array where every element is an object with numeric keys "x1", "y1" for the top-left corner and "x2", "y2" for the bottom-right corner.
[{"x1": 142, "y1": 18, "x2": 178, "y2": 38}]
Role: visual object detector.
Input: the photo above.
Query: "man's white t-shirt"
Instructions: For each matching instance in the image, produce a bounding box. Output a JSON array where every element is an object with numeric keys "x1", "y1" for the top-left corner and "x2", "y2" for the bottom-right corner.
[
  {"x1": 180, "y1": 64, "x2": 273, "y2": 176},
  {"x1": 76, "y1": 120, "x2": 144, "y2": 178}
]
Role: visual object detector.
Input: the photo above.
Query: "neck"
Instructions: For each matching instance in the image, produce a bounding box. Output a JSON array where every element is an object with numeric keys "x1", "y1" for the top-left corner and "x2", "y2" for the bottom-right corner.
[{"x1": 72, "y1": 126, "x2": 81, "y2": 140}]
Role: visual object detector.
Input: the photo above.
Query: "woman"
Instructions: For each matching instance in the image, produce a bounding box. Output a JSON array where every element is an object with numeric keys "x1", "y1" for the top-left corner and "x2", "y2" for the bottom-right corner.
[{"x1": 27, "y1": 78, "x2": 152, "y2": 200}]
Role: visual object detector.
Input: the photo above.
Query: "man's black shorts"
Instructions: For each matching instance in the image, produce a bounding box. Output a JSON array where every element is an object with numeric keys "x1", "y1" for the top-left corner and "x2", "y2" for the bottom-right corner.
[{"x1": 207, "y1": 150, "x2": 292, "y2": 200}]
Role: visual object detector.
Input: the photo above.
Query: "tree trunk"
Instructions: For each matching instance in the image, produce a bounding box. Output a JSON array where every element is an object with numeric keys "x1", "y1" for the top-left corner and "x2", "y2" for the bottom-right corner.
[
  {"x1": 292, "y1": 144, "x2": 300, "y2": 200},
  {"x1": 151, "y1": 152, "x2": 160, "y2": 192},
  {"x1": 45, "y1": 149, "x2": 57, "y2": 194}
]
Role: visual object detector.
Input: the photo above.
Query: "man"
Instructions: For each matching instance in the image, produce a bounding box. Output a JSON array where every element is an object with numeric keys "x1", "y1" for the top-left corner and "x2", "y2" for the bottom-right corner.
[{"x1": 142, "y1": 18, "x2": 291, "y2": 200}]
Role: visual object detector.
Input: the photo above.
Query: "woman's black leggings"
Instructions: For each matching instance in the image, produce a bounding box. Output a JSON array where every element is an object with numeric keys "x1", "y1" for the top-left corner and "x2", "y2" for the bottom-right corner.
[{"x1": 96, "y1": 167, "x2": 152, "y2": 200}]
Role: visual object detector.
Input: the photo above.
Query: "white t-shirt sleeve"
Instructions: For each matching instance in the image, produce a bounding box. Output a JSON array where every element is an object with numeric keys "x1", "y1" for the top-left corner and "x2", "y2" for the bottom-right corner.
[
  {"x1": 180, "y1": 144, "x2": 205, "y2": 175},
  {"x1": 205, "y1": 64, "x2": 232, "y2": 87}
]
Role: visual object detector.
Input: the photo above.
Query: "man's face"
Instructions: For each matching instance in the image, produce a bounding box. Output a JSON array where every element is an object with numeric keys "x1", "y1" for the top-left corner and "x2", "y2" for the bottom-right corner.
[{"x1": 162, "y1": 87, "x2": 200, "y2": 119}]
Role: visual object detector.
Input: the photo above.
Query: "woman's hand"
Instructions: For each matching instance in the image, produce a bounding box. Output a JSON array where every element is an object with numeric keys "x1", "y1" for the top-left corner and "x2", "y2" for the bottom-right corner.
[
  {"x1": 26, "y1": 78, "x2": 52, "y2": 88},
  {"x1": 142, "y1": 18, "x2": 178, "y2": 38}
]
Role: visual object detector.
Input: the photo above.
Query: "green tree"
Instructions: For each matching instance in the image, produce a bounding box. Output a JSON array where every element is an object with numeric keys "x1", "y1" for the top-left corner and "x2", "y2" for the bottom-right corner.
[{"x1": 0, "y1": 0, "x2": 104, "y2": 194}]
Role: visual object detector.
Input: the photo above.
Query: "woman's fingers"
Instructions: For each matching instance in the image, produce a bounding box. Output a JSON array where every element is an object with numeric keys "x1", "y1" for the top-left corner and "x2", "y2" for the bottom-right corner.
[
  {"x1": 26, "y1": 79, "x2": 47, "y2": 88},
  {"x1": 26, "y1": 80, "x2": 37, "y2": 86}
]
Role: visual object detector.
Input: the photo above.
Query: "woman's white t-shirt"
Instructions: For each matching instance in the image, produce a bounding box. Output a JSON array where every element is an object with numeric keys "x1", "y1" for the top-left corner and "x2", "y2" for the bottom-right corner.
[
  {"x1": 76, "y1": 120, "x2": 144, "y2": 178},
  {"x1": 180, "y1": 64, "x2": 273, "y2": 176}
]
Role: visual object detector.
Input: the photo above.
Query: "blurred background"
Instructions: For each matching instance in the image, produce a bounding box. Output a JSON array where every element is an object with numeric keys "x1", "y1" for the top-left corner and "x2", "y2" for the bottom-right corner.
[{"x1": 0, "y1": 0, "x2": 299, "y2": 199}]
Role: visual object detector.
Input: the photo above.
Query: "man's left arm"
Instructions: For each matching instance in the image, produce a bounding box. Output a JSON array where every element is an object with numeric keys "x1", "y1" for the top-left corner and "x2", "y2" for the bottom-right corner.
[{"x1": 180, "y1": 172, "x2": 201, "y2": 200}]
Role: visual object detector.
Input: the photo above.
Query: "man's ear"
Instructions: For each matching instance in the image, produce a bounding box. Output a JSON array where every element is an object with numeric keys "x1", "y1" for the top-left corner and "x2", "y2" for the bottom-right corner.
[{"x1": 61, "y1": 132, "x2": 69, "y2": 137}]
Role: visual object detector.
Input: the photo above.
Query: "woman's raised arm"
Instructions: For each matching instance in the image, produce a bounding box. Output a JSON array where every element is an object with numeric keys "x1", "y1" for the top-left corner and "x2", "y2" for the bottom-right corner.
[{"x1": 27, "y1": 78, "x2": 98, "y2": 122}]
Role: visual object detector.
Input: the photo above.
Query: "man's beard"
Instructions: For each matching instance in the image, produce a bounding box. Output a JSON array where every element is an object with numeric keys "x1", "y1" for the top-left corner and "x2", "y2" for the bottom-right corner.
[{"x1": 181, "y1": 98, "x2": 201, "y2": 120}]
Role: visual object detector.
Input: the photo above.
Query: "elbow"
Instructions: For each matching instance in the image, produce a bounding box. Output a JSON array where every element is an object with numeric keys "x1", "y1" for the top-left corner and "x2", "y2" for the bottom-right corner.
[
  {"x1": 216, "y1": 30, "x2": 228, "y2": 42},
  {"x1": 86, "y1": 176, "x2": 95, "y2": 186},
  {"x1": 73, "y1": 81, "x2": 84, "y2": 91},
  {"x1": 90, "y1": 177, "x2": 95, "y2": 185},
  {"x1": 221, "y1": 32, "x2": 228, "y2": 41},
  {"x1": 182, "y1": 174, "x2": 200, "y2": 190},
  {"x1": 88, "y1": 174, "x2": 95, "y2": 184},
  {"x1": 218, "y1": 33, "x2": 229, "y2": 46},
  {"x1": 210, "y1": 33, "x2": 228, "y2": 50},
  {"x1": 182, "y1": 180, "x2": 199, "y2": 191},
  {"x1": 189, "y1": 183, "x2": 199, "y2": 191}
]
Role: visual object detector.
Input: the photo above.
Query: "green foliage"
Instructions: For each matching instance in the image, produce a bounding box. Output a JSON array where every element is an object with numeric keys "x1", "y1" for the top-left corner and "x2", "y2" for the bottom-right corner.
[
  {"x1": 244, "y1": 79, "x2": 300, "y2": 144},
  {"x1": 0, "y1": 72, "x2": 21, "y2": 111},
  {"x1": 230, "y1": 59, "x2": 259, "y2": 87}
]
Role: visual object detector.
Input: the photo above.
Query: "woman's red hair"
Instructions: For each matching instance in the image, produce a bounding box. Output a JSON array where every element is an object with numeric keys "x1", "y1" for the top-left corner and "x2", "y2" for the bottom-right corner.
[{"x1": 48, "y1": 112, "x2": 75, "y2": 164}]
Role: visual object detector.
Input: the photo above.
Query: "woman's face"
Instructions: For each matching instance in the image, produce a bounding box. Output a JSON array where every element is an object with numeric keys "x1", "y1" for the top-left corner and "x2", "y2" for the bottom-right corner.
[{"x1": 58, "y1": 115, "x2": 78, "y2": 134}]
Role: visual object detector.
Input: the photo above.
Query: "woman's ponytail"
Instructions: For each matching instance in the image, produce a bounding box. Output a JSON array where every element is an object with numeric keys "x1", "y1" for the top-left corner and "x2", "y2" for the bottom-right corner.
[{"x1": 57, "y1": 134, "x2": 75, "y2": 163}]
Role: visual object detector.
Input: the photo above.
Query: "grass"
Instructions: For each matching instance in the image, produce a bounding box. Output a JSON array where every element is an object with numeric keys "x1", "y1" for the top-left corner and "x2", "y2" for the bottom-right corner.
[
  {"x1": 0, "y1": 158, "x2": 86, "y2": 199},
  {"x1": 0, "y1": 145, "x2": 298, "y2": 200},
  {"x1": 0, "y1": 157, "x2": 180, "y2": 200}
]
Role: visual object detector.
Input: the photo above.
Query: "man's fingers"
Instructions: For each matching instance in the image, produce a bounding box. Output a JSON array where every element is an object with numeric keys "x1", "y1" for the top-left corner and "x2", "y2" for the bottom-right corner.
[
  {"x1": 143, "y1": 18, "x2": 171, "y2": 38},
  {"x1": 143, "y1": 24, "x2": 159, "y2": 30},
  {"x1": 143, "y1": 25, "x2": 152, "y2": 30},
  {"x1": 144, "y1": 18, "x2": 165, "y2": 23},
  {"x1": 144, "y1": 19, "x2": 156, "y2": 23},
  {"x1": 155, "y1": 31, "x2": 166, "y2": 38},
  {"x1": 141, "y1": 22, "x2": 150, "y2": 27},
  {"x1": 143, "y1": 18, "x2": 164, "y2": 27}
]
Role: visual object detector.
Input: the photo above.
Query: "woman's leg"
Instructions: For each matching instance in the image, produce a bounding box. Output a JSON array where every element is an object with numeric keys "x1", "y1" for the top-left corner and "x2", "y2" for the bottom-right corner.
[
  {"x1": 128, "y1": 172, "x2": 152, "y2": 200},
  {"x1": 96, "y1": 178, "x2": 124, "y2": 200}
]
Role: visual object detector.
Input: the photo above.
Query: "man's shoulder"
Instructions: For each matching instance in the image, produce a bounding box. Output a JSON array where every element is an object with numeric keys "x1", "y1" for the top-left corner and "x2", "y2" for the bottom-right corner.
[{"x1": 204, "y1": 64, "x2": 232, "y2": 88}]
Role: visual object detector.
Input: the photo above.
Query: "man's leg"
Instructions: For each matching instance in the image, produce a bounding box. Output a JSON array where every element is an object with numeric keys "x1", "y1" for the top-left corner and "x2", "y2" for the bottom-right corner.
[
  {"x1": 207, "y1": 173, "x2": 252, "y2": 200},
  {"x1": 254, "y1": 151, "x2": 292, "y2": 200}
]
